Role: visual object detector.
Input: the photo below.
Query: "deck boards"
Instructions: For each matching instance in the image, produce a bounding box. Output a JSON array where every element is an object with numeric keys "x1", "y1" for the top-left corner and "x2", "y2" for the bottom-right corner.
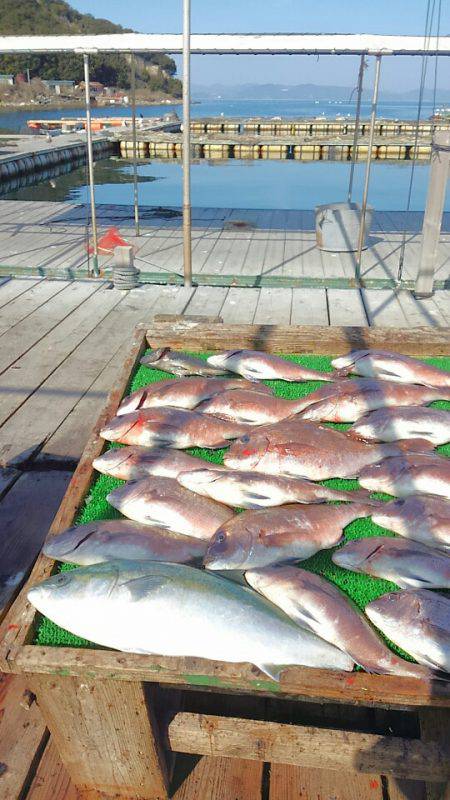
[
  {"x1": 0, "y1": 201, "x2": 448, "y2": 286},
  {"x1": 0, "y1": 276, "x2": 448, "y2": 800}
]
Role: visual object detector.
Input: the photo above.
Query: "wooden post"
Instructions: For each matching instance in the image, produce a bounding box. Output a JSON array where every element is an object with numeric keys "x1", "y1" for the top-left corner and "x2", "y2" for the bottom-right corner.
[
  {"x1": 31, "y1": 675, "x2": 169, "y2": 800},
  {"x1": 415, "y1": 129, "x2": 450, "y2": 298}
]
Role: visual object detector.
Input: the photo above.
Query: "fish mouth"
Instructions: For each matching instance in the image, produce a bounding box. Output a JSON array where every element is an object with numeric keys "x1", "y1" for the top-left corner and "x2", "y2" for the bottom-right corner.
[
  {"x1": 140, "y1": 347, "x2": 168, "y2": 366},
  {"x1": 93, "y1": 449, "x2": 131, "y2": 473},
  {"x1": 100, "y1": 415, "x2": 141, "y2": 442}
]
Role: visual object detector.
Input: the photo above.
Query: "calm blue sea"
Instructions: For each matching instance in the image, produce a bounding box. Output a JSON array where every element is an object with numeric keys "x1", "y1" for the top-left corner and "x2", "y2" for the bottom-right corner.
[{"x1": 1, "y1": 99, "x2": 447, "y2": 212}]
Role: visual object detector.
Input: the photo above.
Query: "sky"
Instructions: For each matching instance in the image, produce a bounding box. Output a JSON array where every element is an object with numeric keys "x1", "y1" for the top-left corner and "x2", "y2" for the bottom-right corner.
[{"x1": 71, "y1": 0, "x2": 449, "y2": 93}]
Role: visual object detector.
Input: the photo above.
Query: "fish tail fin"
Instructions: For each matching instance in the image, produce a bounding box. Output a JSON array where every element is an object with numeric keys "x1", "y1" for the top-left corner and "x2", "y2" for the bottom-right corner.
[
  {"x1": 391, "y1": 438, "x2": 436, "y2": 455},
  {"x1": 255, "y1": 663, "x2": 283, "y2": 682}
]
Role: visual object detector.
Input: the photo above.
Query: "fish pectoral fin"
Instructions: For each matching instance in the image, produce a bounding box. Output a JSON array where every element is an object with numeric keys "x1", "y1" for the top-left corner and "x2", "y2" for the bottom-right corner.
[
  {"x1": 119, "y1": 573, "x2": 173, "y2": 601},
  {"x1": 254, "y1": 663, "x2": 284, "y2": 682}
]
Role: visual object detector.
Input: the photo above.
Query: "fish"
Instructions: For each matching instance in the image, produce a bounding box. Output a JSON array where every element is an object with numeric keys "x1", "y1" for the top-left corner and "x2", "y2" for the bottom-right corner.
[
  {"x1": 348, "y1": 407, "x2": 450, "y2": 445},
  {"x1": 100, "y1": 407, "x2": 249, "y2": 449},
  {"x1": 298, "y1": 379, "x2": 450, "y2": 423},
  {"x1": 207, "y1": 349, "x2": 334, "y2": 382},
  {"x1": 27, "y1": 560, "x2": 354, "y2": 677},
  {"x1": 224, "y1": 419, "x2": 431, "y2": 481},
  {"x1": 141, "y1": 347, "x2": 229, "y2": 377},
  {"x1": 177, "y1": 468, "x2": 373, "y2": 509},
  {"x1": 118, "y1": 377, "x2": 272, "y2": 415},
  {"x1": 245, "y1": 566, "x2": 432, "y2": 678},
  {"x1": 359, "y1": 453, "x2": 450, "y2": 500},
  {"x1": 365, "y1": 589, "x2": 450, "y2": 672},
  {"x1": 43, "y1": 520, "x2": 206, "y2": 566},
  {"x1": 196, "y1": 389, "x2": 315, "y2": 425},
  {"x1": 203, "y1": 503, "x2": 373, "y2": 570},
  {"x1": 93, "y1": 446, "x2": 226, "y2": 481},
  {"x1": 332, "y1": 350, "x2": 450, "y2": 388},
  {"x1": 107, "y1": 476, "x2": 234, "y2": 539},
  {"x1": 371, "y1": 495, "x2": 450, "y2": 551},
  {"x1": 332, "y1": 537, "x2": 450, "y2": 589}
]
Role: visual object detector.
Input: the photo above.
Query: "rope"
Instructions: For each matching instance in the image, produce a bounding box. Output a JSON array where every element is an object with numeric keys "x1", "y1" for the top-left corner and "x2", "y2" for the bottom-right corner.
[{"x1": 397, "y1": 0, "x2": 437, "y2": 282}]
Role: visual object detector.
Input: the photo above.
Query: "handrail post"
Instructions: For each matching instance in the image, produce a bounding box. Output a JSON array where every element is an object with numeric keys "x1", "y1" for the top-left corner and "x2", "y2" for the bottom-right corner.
[
  {"x1": 415, "y1": 129, "x2": 450, "y2": 298},
  {"x1": 348, "y1": 54, "x2": 366, "y2": 203},
  {"x1": 131, "y1": 54, "x2": 140, "y2": 237},
  {"x1": 355, "y1": 54, "x2": 382, "y2": 282},
  {"x1": 182, "y1": 0, "x2": 192, "y2": 287},
  {"x1": 83, "y1": 53, "x2": 99, "y2": 277}
]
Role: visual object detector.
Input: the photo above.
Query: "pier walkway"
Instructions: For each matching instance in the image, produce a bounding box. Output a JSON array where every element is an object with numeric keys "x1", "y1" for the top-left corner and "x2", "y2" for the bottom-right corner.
[
  {"x1": 0, "y1": 200, "x2": 448, "y2": 289},
  {"x1": 0, "y1": 276, "x2": 448, "y2": 800}
]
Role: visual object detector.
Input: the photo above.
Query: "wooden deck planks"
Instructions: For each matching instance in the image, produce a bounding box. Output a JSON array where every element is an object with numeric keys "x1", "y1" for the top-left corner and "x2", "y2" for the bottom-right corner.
[
  {"x1": 0, "y1": 289, "x2": 163, "y2": 466},
  {"x1": 268, "y1": 765, "x2": 385, "y2": 800},
  {"x1": 0, "y1": 674, "x2": 48, "y2": 800},
  {"x1": 0, "y1": 469, "x2": 73, "y2": 616},
  {"x1": 291, "y1": 288, "x2": 329, "y2": 325},
  {"x1": 253, "y1": 287, "x2": 292, "y2": 325},
  {"x1": 327, "y1": 288, "x2": 368, "y2": 326},
  {"x1": 0, "y1": 280, "x2": 100, "y2": 376},
  {"x1": 0, "y1": 279, "x2": 69, "y2": 337},
  {"x1": 0, "y1": 285, "x2": 121, "y2": 458},
  {"x1": 0, "y1": 278, "x2": 43, "y2": 310},
  {"x1": 220, "y1": 287, "x2": 261, "y2": 323},
  {"x1": 0, "y1": 201, "x2": 448, "y2": 287},
  {"x1": 172, "y1": 757, "x2": 264, "y2": 800},
  {"x1": 24, "y1": 740, "x2": 76, "y2": 800}
]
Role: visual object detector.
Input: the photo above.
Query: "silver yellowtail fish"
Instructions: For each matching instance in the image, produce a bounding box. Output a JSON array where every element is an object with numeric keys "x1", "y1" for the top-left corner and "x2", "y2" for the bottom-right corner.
[
  {"x1": 197, "y1": 389, "x2": 315, "y2": 425},
  {"x1": 93, "y1": 447, "x2": 226, "y2": 481},
  {"x1": 348, "y1": 406, "x2": 450, "y2": 446},
  {"x1": 118, "y1": 377, "x2": 271, "y2": 415},
  {"x1": 27, "y1": 561, "x2": 354, "y2": 678},
  {"x1": 298, "y1": 379, "x2": 450, "y2": 423},
  {"x1": 141, "y1": 347, "x2": 229, "y2": 377},
  {"x1": 372, "y1": 495, "x2": 450, "y2": 551},
  {"x1": 204, "y1": 503, "x2": 373, "y2": 570},
  {"x1": 359, "y1": 453, "x2": 450, "y2": 500},
  {"x1": 332, "y1": 350, "x2": 450, "y2": 388},
  {"x1": 333, "y1": 537, "x2": 450, "y2": 589},
  {"x1": 246, "y1": 566, "x2": 432, "y2": 679},
  {"x1": 107, "y1": 476, "x2": 234, "y2": 539},
  {"x1": 365, "y1": 589, "x2": 450, "y2": 672},
  {"x1": 100, "y1": 407, "x2": 249, "y2": 449},
  {"x1": 43, "y1": 520, "x2": 206, "y2": 566},
  {"x1": 178, "y1": 468, "x2": 372, "y2": 509},
  {"x1": 224, "y1": 419, "x2": 430, "y2": 480},
  {"x1": 207, "y1": 350, "x2": 334, "y2": 382}
]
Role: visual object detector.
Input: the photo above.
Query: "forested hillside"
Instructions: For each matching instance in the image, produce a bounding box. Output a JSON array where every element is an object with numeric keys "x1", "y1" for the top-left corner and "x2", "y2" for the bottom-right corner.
[{"x1": 0, "y1": 0, "x2": 181, "y2": 94}]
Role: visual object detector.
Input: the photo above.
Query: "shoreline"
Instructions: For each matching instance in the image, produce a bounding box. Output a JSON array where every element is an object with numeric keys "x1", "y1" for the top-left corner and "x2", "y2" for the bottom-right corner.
[{"x1": 0, "y1": 97, "x2": 182, "y2": 114}]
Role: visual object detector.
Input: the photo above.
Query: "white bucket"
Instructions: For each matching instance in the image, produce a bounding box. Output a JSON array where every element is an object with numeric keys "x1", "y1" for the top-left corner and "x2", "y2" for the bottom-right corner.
[{"x1": 315, "y1": 202, "x2": 373, "y2": 252}]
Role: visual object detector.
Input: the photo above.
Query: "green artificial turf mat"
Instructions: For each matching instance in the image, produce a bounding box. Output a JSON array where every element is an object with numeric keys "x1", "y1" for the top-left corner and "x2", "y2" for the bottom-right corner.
[{"x1": 34, "y1": 351, "x2": 450, "y2": 663}]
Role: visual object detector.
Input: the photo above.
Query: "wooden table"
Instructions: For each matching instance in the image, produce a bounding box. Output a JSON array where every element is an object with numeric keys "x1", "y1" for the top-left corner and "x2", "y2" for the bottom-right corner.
[{"x1": 1, "y1": 321, "x2": 449, "y2": 800}]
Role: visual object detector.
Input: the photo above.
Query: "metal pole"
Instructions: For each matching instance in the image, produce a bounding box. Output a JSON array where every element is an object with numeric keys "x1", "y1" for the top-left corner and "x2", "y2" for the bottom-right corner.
[
  {"x1": 355, "y1": 55, "x2": 382, "y2": 281},
  {"x1": 83, "y1": 53, "x2": 99, "y2": 277},
  {"x1": 182, "y1": 0, "x2": 192, "y2": 287},
  {"x1": 415, "y1": 129, "x2": 450, "y2": 297},
  {"x1": 348, "y1": 54, "x2": 366, "y2": 203},
  {"x1": 131, "y1": 54, "x2": 140, "y2": 236}
]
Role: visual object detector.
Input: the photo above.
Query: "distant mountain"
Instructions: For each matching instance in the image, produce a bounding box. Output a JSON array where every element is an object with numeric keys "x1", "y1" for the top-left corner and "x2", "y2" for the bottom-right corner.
[
  {"x1": 193, "y1": 82, "x2": 450, "y2": 103},
  {"x1": 0, "y1": 0, "x2": 181, "y2": 95}
]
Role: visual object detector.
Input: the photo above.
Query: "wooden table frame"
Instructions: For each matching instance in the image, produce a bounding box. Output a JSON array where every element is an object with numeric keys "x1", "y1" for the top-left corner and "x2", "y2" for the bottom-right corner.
[{"x1": 1, "y1": 322, "x2": 449, "y2": 800}]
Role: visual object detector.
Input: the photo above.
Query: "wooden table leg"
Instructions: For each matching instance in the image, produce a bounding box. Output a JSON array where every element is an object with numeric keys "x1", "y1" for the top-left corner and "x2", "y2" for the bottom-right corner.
[
  {"x1": 419, "y1": 709, "x2": 450, "y2": 800},
  {"x1": 31, "y1": 675, "x2": 169, "y2": 800}
]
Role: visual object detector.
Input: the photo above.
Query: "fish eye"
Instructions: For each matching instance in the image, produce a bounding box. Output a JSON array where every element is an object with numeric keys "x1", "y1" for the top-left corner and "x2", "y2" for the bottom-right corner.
[
  {"x1": 216, "y1": 532, "x2": 226, "y2": 544},
  {"x1": 241, "y1": 435, "x2": 250, "y2": 443},
  {"x1": 55, "y1": 574, "x2": 71, "y2": 587}
]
